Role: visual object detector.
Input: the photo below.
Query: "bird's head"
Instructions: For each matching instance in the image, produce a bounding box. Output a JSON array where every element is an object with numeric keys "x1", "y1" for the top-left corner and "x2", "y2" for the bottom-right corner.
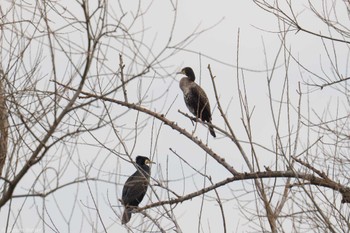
[
  {"x1": 177, "y1": 67, "x2": 195, "y2": 81},
  {"x1": 135, "y1": 156, "x2": 154, "y2": 166}
]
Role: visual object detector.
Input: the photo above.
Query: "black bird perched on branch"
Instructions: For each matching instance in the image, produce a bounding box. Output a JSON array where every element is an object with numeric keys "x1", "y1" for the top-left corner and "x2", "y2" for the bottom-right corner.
[
  {"x1": 121, "y1": 156, "x2": 153, "y2": 224},
  {"x1": 177, "y1": 67, "x2": 216, "y2": 137}
]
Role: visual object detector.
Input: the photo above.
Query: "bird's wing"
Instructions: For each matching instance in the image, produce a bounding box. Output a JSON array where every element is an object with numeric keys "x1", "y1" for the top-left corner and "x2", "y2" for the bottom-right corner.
[
  {"x1": 187, "y1": 84, "x2": 211, "y2": 121},
  {"x1": 122, "y1": 171, "x2": 149, "y2": 206}
]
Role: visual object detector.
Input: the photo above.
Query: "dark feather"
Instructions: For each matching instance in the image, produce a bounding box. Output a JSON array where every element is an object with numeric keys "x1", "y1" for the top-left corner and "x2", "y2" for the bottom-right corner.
[{"x1": 184, "y1": 84, "x2": 211, "y2": 122}]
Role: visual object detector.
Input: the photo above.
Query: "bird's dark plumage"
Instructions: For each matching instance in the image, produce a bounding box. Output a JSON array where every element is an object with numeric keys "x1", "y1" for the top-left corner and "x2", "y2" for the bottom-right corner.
[
  {"x1": 178, "y1": 67, "x2": 216, "y2": 137},
  {"x1": 121, "y1": 156, "x2": 152, "y2": 224}
]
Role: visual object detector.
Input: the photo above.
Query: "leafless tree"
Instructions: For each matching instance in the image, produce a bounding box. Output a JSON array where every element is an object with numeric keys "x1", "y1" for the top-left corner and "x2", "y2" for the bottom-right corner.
[{"x1": 0, "y1": 0, "x2": 350, "y2": 232}]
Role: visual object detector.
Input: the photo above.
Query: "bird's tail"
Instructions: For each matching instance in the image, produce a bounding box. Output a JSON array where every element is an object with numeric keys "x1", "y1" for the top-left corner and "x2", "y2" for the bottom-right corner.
[
  {"x1": 208, "y1": 122, "x2": 216, "y2": 138},
  {"x1": 122, "y1": 207, "x2": 132, "y2": 224}
]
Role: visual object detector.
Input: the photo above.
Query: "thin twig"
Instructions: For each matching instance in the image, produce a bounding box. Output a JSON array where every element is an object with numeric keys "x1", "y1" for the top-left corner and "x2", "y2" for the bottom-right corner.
[{"x1": 119, "y1": 54, "x2": 128, "y2": 102}]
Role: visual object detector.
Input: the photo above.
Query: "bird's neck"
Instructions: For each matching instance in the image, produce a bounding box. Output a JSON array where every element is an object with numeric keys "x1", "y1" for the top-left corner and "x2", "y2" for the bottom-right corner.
[
  {"x1": 188, "y1": 75, "x2": 195, "y2": 82},
  {"x1": 138, "y1": 164, "x2": 150, "y2": 176},
  {"x1": 180, "y1": 77, "x2": 194, "y2": 93}
]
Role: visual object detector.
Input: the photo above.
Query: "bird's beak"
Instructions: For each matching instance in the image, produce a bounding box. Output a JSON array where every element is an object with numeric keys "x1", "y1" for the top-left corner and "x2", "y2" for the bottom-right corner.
[
  {"x1": 176, "y1": 71, "x2": 184, "y2": 75},
  {"x1": 145, "y1": 159, "x2": 155, "y2": 165}
]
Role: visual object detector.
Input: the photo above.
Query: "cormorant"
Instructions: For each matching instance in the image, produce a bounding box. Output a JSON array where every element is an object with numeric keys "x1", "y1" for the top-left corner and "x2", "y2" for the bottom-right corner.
[
  {"x1": 177, "y1": 67, "x2": 216, "y2": 137},
  {"x1": 121, "y1": 156, "x2": 153, "y2": 224}
]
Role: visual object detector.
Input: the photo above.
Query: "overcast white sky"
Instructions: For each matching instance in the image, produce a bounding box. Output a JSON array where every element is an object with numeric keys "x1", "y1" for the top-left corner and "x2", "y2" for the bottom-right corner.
[{"x1": 1, "y1": 0, "x2": 349, "y2": 232}]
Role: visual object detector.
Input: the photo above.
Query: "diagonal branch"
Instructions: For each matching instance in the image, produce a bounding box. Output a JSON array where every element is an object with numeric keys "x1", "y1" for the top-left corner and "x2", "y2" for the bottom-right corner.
[{"x1": 55, "y1": 82, "x2": 240, "y2": 176}]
